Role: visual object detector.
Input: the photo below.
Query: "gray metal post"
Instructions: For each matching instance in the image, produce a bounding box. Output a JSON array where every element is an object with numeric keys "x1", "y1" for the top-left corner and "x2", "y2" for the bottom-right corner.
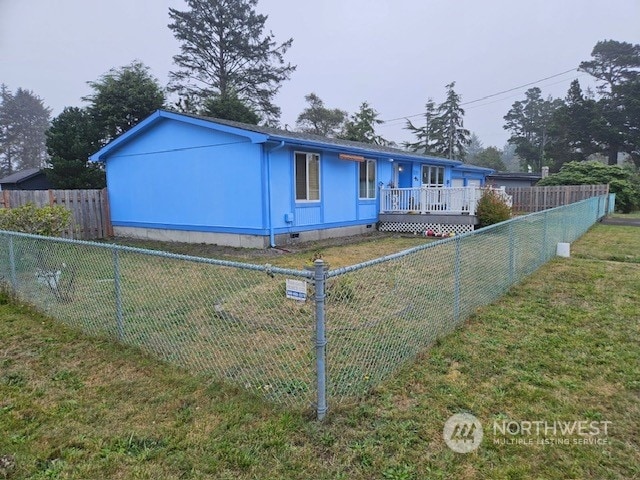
[
  {"x1": 508, "y1": 221, "x2": 516, "y2": 284},
  {"x1": 8, "y1": 235, "x2": 17, "y2": 292},
  {"x1": 113, "y1": 248, "x2": 124, "y2": 340},
  {"x1": 453, "y1": 235, "x2": 461, "y2": 322},
  {"x1": 314, "y1": 259, "x2": 328, "y2": 421},
  {"x1": 540, "y1": 211, "x2": 548, "y2": 265}
]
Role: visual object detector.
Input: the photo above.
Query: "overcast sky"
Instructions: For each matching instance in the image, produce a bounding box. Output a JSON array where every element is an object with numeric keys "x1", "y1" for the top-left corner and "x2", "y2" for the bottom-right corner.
[{"x1": 1, "y1": 0, "x2": 639, "y2": 148}]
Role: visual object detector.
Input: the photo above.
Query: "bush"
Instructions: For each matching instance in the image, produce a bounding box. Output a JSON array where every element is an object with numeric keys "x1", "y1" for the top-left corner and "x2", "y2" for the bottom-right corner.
[
  {"x1": 0, "y1": 203, "x2": 72, "y2": 236},
  {"x1": 476, "y1": 189, "x2": 512, "y2": 227}
]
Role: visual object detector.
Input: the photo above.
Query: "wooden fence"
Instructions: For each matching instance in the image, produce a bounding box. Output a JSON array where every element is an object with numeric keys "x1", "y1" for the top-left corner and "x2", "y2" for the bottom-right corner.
[
  {"x1": 505, "y1": 184, "x2": 610, "y2": 213},
  {"x1": 0, "y1": 189, "x2": 112, "y2": 240}
]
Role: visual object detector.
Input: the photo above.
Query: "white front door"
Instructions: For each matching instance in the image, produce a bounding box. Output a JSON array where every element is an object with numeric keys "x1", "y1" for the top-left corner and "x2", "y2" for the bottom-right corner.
[{"x1": 451, "y1": 178, "x2": 464, "y2": 188}]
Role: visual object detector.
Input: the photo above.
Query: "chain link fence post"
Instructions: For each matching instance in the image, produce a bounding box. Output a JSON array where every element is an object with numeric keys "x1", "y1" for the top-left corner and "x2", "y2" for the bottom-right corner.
[
  {"x1": 508, "y1": 221, "x2": 516, "y2": 284},
  {"x1": 8, "y1": 235, "x2": 17, "y2": 292},
  {"x1": 453, "y1": 235, "x2": 461, "y2": 322},
  {"x1": 541, "y1": 210, "x2": 549, "y2": 265},
  {"x1": 314, "y1": 259, "x2": 328, "y2": 421},
  {"x1": 113, "y1": 247, "x2": 124, "y2": 341}
]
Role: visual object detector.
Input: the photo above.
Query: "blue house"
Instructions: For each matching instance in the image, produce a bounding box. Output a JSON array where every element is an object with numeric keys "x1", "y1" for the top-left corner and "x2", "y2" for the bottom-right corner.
[{"x1": 90, "y1": 110, "x2": 492, "y2": 247}]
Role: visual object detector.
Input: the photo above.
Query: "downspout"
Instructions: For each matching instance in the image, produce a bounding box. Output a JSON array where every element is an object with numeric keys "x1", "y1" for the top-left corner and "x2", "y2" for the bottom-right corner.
[{"x1": 265, "y1": 141, "x2": 285, "y2": 247}]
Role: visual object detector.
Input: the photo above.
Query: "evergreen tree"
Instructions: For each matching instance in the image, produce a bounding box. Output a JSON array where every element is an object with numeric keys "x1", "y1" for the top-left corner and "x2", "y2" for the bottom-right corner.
[
  {"x1": 45, "y1": 107, "x2": 105, "y2": 189},
  {"x1": 474, "y1": 146, "x2": 506, "y2": 171},
  {"x1": 579, "y1": 39, "x2": 640, "y2": 164},
  {"x1": 295, "y1": 93, "x2": 346, "y2": 137},
  {"x1": 83, "y1": 61, "x2": 165, "y2": 144},
  {"x1": 430, "y1": 82, "x2": 470, "y2": 160},
  {"x1": 340, "y1": 102, "x2": 388, "y2": 145},
  {"x1": 201, "y1": 92, "x2": 260, "y2": 124},
  {"x1": 464, "y1": 133, "x2": 484, "y2": 164},
  {"x1": 168, "y1": 0, "x2": 295, "y2": 122},
  {"x1": 403, "y1": 98, "x2": 437, "y2": 154},
  {"x1": 503, "y1": 87, "x2": 562, "y2": 172},
  {"x1": 0, "y1": 85, "x2": 51, "y2": 175},
  {"x1": 545, "y1": 80, "x2": 598, "y2": 171}
]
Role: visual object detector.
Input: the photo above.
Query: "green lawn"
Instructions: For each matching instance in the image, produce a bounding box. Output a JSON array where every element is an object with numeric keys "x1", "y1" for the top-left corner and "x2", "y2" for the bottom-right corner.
[{"x1": 0, "y1": 222, "x2": 638, "y2": 479}]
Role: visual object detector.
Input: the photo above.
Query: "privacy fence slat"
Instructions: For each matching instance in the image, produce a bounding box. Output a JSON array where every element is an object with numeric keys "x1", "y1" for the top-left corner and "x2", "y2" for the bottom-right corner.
[
  {"x1": 506, "y1": 184, "x2": 609, "y2": 213},
  {"x1": 0, "y1": 188, "x2": 111, "y2": 240}
]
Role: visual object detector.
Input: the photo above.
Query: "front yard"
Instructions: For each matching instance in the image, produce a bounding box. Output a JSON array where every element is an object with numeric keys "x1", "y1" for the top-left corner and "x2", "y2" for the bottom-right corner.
[{"x1": 0, "y1": 221, "x2": 638, "y2": 479}]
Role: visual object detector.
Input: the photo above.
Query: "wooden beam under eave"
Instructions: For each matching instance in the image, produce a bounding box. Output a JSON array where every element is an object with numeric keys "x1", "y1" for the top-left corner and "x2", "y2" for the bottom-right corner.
[{"x1": 339, "y1": 153, "x2": 365, "y2": 162}]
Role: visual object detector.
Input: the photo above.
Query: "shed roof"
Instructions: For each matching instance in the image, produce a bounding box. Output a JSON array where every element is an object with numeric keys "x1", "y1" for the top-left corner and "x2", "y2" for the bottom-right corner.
[{"x1": 0, "y1": 168, "x2": 43, "y2": 184}]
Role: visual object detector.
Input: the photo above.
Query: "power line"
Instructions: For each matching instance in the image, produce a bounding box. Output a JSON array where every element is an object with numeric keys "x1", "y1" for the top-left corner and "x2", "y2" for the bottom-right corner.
[{"x1": 380, "y1": 68, "x2": 579, "y2": 125}]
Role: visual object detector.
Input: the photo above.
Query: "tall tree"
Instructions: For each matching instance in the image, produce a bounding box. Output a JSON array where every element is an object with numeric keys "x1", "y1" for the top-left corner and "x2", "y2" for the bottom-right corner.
[
  {"x1": 500, "y1": 142, "x2": 521, "y2": 172},
  {"x1": 201, "y1": 92, "x2": 260, "y2": 124},
  {"x1": 545, "y1": 80, "x2": 599, "y2": 171},
  {"x1": 503, "y1": 87, "x2": 562, "y2": 172},
  {"x1": 464, "y1": 133, "x2": 484, "y2": 164},
  {"x1": 474, "y1": 146, "x2": 506, "y2": 171},
  {"x1": 579, "y1": 39, "x2": 640, "y2": 95},
  {"x1": 403, "y1": 98, "x2": 437, "y2": 154},
  {"x1": 295, "y1": 93, "x2": 346, "y2": 137},
  {"x1": 168, "y1": 0, "x2": 295, "y2": 122},
  {"x1": 579, "y1": 40, "x2": 640, "y2": 164},
  {"x1": 0, "y1": 85, "x2": 51, "y2": 175},
  {"x1": 45, "y1": 107, "x2": 105, "y2": 189},
  {"x1": 430, "y1": 82, "x2": 470, "y2": 160},
  {"x1": 340, "y1": 101, "x2": 388, "y2": 145},
  {"x1": 83, "y1": 61, "x2": 165, "y2": 144}
]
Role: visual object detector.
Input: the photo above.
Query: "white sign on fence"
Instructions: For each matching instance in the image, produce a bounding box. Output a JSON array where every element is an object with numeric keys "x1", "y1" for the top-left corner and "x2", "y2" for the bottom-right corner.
[{"x1": 285, "y1": 279, "x2": 307, "y2": 301}]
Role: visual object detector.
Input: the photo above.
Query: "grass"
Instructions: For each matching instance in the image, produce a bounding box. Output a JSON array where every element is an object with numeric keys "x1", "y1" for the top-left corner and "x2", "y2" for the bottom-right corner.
[
  {"x1": 109, "y1": 232, "x2": 437, "y2": 269},
  {"x1": 1, "y1": 220, "x2": 639, "y2": 479}
]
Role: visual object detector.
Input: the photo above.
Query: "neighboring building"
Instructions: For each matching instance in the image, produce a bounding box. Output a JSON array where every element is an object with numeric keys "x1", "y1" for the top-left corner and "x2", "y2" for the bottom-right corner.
[
  {"x1": 0, "y1": 168, "x2": 52, "y2": 191},
  {"x1": 90, "y1": 110, "x2": 493, "y2": 247},
  {"x1": 486, "y1": 172, "x2": 542, "y2": 189}
]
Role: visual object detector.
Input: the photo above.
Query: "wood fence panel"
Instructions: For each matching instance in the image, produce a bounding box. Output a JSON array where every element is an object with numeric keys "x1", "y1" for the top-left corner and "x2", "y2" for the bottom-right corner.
[
  {"x1": 506, "y1": 184, "x2": 609, "y2": 213},
  {"x1": 0, "y1": 189, "x2": 111, "y2": 240}
]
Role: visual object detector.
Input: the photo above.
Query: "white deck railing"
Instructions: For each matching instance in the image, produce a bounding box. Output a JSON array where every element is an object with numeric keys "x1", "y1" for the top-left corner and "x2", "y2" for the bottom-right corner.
[{"x1": 380, "y1": 186, "x2": 512, "y2": 216}]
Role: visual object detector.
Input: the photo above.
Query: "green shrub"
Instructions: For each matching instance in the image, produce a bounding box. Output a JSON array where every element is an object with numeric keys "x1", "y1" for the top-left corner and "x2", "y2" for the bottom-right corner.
[
  {"x1": 537, "y1": 161, "x2": 640, "y2": 213},
  {"x1": 0, "y1": 203, "x2": 72, "y2": 236},
  {"x1": 476, "y1": 189, "x2": 512, "y2": 227}
]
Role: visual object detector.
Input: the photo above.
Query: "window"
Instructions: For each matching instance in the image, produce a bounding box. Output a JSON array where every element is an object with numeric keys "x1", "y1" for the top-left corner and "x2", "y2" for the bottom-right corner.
[
  {"x1": 295, "y1": 152, "x2": 320, "y2": 201},
  {"x1": 359, "y1": 159, "x2": 376, "y2": 199},
  {"x1": 422, "y1": 165, "x2": 445, "y2": 187}
]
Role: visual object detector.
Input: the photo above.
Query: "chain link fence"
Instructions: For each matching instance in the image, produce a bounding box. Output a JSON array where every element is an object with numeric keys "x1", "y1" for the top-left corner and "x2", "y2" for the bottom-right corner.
[{"x1": 0, "y1": 194, "x2": 612, "y2": 418}]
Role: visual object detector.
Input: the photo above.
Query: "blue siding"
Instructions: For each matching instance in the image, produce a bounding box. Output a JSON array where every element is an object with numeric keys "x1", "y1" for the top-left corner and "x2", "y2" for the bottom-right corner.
[
  {"x1": 106, "y1": 118, "x2": 264, "y2": 230},
  {"x1": 322, "y1": 153, "x2": 357, "y2": 224}
]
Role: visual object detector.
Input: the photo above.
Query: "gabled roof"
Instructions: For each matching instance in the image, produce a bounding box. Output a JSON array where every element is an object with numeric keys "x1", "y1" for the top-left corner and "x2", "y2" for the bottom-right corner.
[
  {"x1": 89, "y1": 109, "x2": 492, "y2": 173},
  {"x1": 0, "y1": 168, "x2": 43, "y2": 184}
]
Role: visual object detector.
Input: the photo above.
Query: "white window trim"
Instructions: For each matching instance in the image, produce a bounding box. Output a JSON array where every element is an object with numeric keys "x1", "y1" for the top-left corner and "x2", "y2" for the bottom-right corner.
[
  {"x1": 294, "y1": 151, "x2": 321, "y2": 202},
  {"x1": 359, "y1": 159, "x2": 377, "y2": 200},
  {"x1": 422, "y1": 165, "x2": 445, "y2": 187}
]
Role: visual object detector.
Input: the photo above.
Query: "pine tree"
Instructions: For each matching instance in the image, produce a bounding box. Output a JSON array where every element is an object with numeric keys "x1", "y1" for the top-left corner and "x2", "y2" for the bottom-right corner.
[
  {"x1": 403, "y1": 98, "x2": 437, "y2": 154},
  {"x1": 83, "y1": 61, "x2": 165, "y2": 144},
  {"x1": 45, "y1": 107, "x2": 105, "y2": 189},
  {"x1": 340, "y1": 102, "x2": 388, "y2": 145},
  {"x1": 296, "y1": 93, "x2": 346, "y2": 137},
  {"x1": 0, "y1": 85, "x2": 51, "y2": 175},
  {"x1": 430, "y1": 82, "x2": 470, "y2": 160},
  {"x1": 168, "y1": 0, "x2": 295, "y2": 122}
]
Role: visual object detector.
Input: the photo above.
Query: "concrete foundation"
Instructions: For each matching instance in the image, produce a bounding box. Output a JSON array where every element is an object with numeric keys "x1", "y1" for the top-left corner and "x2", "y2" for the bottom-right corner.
[{"x1": 114, "y1": 223, "x2": 377, "y2": 249}]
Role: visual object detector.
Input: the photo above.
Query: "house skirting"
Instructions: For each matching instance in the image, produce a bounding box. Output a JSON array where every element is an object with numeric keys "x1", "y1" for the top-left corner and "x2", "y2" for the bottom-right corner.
[
  {"x1": 114, "y1": 223, "x2": 378, "y2": 248},
  {"x1": 378, "y1": 213, "x2": 477, "y2": 235},
  {"x1": 113, "y1": 226, "x2": 269, "y2": 248}
]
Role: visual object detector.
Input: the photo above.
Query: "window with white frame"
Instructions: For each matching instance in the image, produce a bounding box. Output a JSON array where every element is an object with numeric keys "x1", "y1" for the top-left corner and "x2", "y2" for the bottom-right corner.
[
  {"x1": 359, "y1": 159, "x2": 376, "y2": 199},
  {"x1": 295, "y1": 152, "x2": 320, "y2": 201},
  {"x1": 421, "y1": 165, "x2": 445, "y2": 187}
]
